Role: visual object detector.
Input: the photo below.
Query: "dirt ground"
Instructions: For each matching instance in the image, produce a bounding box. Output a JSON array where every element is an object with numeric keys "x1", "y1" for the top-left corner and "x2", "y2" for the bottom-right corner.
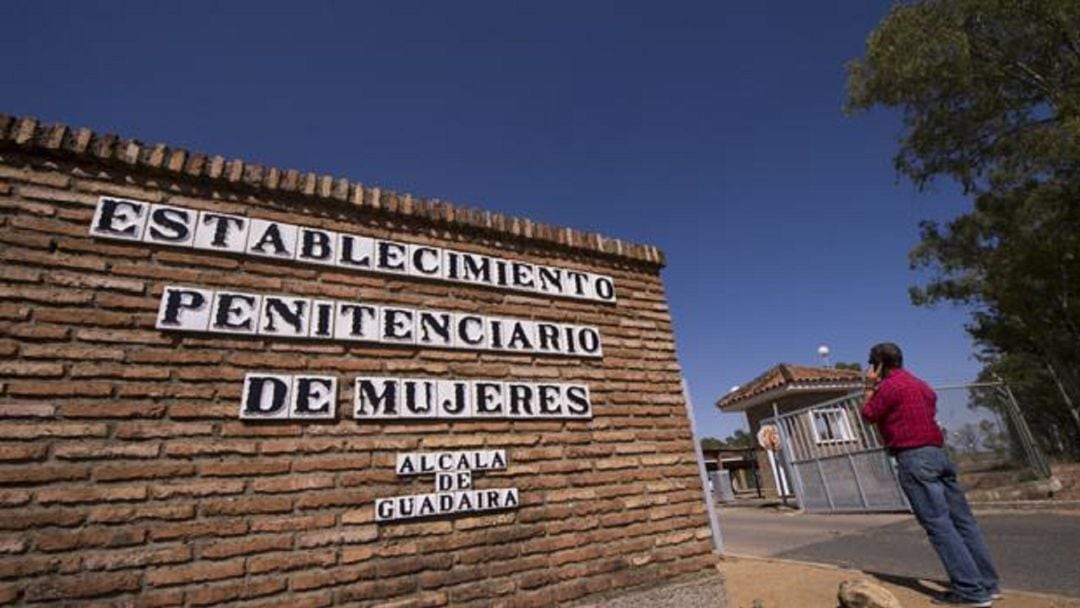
[{"x1": 718, "y1": 555, "x2": 1080, "y2": 608}]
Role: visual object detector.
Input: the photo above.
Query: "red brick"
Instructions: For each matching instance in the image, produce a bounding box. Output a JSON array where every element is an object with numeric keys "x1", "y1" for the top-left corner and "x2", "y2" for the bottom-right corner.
[
  {"x1": 336, "y1": 575, "x2": 419, "y2": 603},
  {"x1": 151, "y1": 518, "x2": 248, "y2": 541},
  {"x1": 70, "y1": 362, "x2": 171, "y2": 379},
  {"x1": 249, "y1": 513, "x2": 335, "y2": 533},
  {"x1": 0, "y1": 360, "x2": 65, "y2": 378},
  {"x1": 0, "y1": 423, "x2": 107, "y2": 439},
  {"x1": 164, "y1": 441, "x2": 258, "y2": 457},
  {"x1": 252, "y1": 473, "x2": 334, "y2": 494},
  {"x1": 5, "y1": 322, "x2": 70, "y2": 340},
  {"x1": 95, "y1": 462, "x2": 196, "y2": 482},
  {"x1": 35, "y1": 307, "x2": 133, "y2": 327},
  {"x1": 0, "y1": 285, "x2": 92, "y2": 305},
  {"x1": 95, "y1": 292, "x2": 159, "y2": 310},
  {"x1": 151, "y1": 479, "x2": 246, "y2": 499},
  {"x1": 60, "y1": 402, "x2": 167, "y2": 418},
  {"x1": 36, "y1": 484, "x2": 147, "y2": 504},
  {"x1": 54, "y1": 442, "x2": 161, "y2": 460},
  {"x1": 147, "y1": 558, "x2": 245, "y2": 586},
  {"x1": 0, "y1": 464, "x2": 89, "y2": 484},
  {"x1": 287, "y1": 456, "x2": 367, "y2": 473},
  {"x1": 0, "y1": 490, "x2": 31, "y2": 506},
  {"x1": 202, "y1": 496, "x2": 293, "y2": 516},
  {"x1": 0, "y1": 303, "x2": 30, "y2": 321},
  {"x1": 0, "y1": 537, "x2": 26, "y2": 554},
  {"x1": 36, "y1": 527, "x2": 146, "y2": 552},
  {"x1": 295, "y1": 526, "x2": 377, "y2": 548},
  {"x1": 200, "y1": 534, "x2": 293, "y2": 559},
  {"x1": 187, "y1": 577, "x2": 287, "y2": 606},
  {"x1": 115, "y1": 421, "x2": 214, "y2": 439},
  {"x1": 5, "y1": 380, "x2": 112, "y2": 397},
  {"x1": 127, "y1": 349, "x2": 223, "y2": 364},
  {"x1": 289, "y1": 565, "x2": 372, "y2": 591},
  {"x1": 220, "y1": 421, "x2": 303, "y2": 437},
  {"x1": 199, "y1": 460, "x2": 291, "y2": 477},
  {"x1": 21, "y1": 343, "x2": 124, "y2": 360},
  {"x1": 295, "y1": 490, "x2": 373, "y2": 510},
  {"x1": 0, "y1": 443, "x2": 48, "y2": 461},
  {"x1": 88, "y1": 503, "x2": 195, "y2": 524},
  {"x1": 82, "y1": 544, "x2": 192, "y2": 570},
  {"x1": 0, "y1": 264, "x2": 42, "y2": 282},
  {"x1": 23, "y1": 571, "x2": 141, "y2": 601},
  {"x1": 0, "y1": 554, "x2": 63, "y2": 578},
  {"x1": 0, "y1": 507, "x2": 83, "y2": 529},
  {"x1": 247, "y1": 550, "x2": 336, "y2": 574},
  {"x1": 245, "y1": 590, "x2": 334, "y2": 608},
  {"x1": 47, "y1": 271, "x2": 145, "y2": 293}
]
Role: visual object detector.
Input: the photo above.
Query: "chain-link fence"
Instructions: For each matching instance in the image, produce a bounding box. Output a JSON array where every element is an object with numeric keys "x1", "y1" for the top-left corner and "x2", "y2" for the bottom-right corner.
[{"x1": 934, "y1": 383, "x2": 1051, "y2": 495}]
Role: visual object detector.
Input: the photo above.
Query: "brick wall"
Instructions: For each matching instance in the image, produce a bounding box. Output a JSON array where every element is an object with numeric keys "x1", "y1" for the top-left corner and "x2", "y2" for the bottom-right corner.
[{"x1": 0, "y1": 116, "x2": 714, "y2": 607}]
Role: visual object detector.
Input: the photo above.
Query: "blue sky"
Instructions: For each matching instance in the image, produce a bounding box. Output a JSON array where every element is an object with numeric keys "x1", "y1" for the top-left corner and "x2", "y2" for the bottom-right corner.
[{"x1": 4, "y1": 1, "x2": 981, "y2": 439}]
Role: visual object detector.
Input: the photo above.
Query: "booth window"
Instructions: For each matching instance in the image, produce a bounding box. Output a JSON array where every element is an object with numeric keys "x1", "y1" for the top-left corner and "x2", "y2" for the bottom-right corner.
[{"x1": 810, "y1": 408, "x2": 855, "y2": 444}]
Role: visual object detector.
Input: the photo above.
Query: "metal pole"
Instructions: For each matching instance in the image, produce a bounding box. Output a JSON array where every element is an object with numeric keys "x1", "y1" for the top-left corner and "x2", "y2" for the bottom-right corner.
[
  {"x1": 815, "y1": 459, "x2": 834, "y2": 510},
  {"x1": 773, "y1": 403, "x2": 806, "y2": 509},
  {"x1": 847, "y1": 454, "x2": 869, "y2": 509},
  {"x1": 750, "y1": 447, "x2": 763, "y2": 498},
  {"x1": 1002, "y1": 383, "x2": 1052, "y2": 479},
  {"x1": 681, "y1": 378, "x2": 723, "y2": 553}
]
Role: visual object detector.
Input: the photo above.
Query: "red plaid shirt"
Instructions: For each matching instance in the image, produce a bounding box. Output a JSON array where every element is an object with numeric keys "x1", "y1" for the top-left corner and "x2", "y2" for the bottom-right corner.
[{"x1": 860, "y1": 368, "x2": 944, "y2": 451}]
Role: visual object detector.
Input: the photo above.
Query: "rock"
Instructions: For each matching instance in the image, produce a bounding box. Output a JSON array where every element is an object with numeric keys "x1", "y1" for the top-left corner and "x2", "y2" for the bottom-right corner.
[{"x1": 837, "y1": 579, "x2": 902, "y2": 608}]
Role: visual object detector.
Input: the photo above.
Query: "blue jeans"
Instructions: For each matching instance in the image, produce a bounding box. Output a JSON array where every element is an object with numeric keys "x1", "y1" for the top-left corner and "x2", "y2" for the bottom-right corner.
[{"x1": 895, "y1": 446, "x2": 999, "y2": 601}]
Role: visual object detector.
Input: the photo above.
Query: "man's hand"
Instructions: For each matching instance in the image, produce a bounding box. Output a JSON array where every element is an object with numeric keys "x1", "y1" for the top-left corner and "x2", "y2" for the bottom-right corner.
[{"x1": 864, "y1": 363, "x2": 882, "y2": 391}]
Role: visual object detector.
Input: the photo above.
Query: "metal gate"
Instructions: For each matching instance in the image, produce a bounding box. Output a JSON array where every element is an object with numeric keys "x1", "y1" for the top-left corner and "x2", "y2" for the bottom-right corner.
[
  {"x1": 763, "y1": 381, "x2": 1052, "y2": 513},
  {"x1": 764, "y1": 392, "x2": 908, "y2": 512}
]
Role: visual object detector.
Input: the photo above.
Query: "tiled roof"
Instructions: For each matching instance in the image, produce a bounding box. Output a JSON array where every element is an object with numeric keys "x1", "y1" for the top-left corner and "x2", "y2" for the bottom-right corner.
[
  {"x1": 0, "y1": 113, "x2": 665, "y2": 267},
  {"x1": 715, "y1": 363, "x2": 863, "y2": 411}
]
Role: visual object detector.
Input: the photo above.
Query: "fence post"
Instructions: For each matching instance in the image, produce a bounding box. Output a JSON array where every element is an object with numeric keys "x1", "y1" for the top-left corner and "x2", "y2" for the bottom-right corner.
[
  {"x1": 1000, "y1": 383, "x2": 1053, "y2": 479},
  {"x1": 681, "y1": 378, "x2": 724, "y2": 554}
]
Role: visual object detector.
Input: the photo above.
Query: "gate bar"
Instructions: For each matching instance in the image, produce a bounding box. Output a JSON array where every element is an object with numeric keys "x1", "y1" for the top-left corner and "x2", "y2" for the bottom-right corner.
[{"x1": 772, "y1": 403, "x2": 807, "y2": 509}]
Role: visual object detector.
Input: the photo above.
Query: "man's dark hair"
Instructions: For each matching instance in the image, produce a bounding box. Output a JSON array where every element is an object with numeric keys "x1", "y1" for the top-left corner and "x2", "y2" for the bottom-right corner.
[{"x1": 868, "y1": 342, "x2": 903, "y2": 372}]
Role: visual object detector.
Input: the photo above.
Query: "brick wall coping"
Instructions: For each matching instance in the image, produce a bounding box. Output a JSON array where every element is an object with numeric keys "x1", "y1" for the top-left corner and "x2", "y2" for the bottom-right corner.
[{"x1": 0, "y1": 113, "x2": 665, "y2": 267}]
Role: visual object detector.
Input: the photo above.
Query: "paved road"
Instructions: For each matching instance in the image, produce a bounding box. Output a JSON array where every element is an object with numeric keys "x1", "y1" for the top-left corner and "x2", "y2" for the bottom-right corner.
[{"x1": 718, "y1": 507, "x2": 1080, "y2": 598}]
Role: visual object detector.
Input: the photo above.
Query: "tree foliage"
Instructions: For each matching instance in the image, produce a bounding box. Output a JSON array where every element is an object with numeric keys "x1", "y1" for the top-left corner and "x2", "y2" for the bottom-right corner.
[
  {"x1": 700, "y1": 430, "x2": 753, "y2": 452},
  {"x1": 846, "y1": 0, "x2": 1080, "y2": 194},
  {"x1": 848, "y1": 0, "x2": 1080, "y2": 459}
]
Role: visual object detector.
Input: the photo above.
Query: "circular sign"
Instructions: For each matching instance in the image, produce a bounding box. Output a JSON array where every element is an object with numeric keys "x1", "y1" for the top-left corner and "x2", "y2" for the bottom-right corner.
[{"x1": 757, "y1": 424, "x2": 782, "y2": 452}]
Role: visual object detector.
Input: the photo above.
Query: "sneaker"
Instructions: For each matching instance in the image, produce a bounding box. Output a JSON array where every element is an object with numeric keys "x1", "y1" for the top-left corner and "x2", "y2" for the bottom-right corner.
[
  {"x1": 930, "y1": 592, "x2": 992, "y2": 607},
  {"x1": 990, "y1": 591, "x2": 1003, "y2": 600}
]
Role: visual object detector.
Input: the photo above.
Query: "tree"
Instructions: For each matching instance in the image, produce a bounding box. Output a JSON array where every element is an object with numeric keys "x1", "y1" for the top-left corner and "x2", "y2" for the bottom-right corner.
[
  {"x1": 724, "y1": 429, "x2": 752, "y2": 448},
  {"x1": 846, "y1": 0, "x2": 1080, "y2": 194},
  {"x1": 977, "y1": 353, "x2": 1080, "y2": 459},
  {"x1": 700, "y1": 431, "x2": 752, "y2": 451},
  {"x1": 909, "y1": 181, "x2": 1080, "y2": 452},
  {"x1": 847, "y1": 0, "x2": 1080, "y2": 460},
  {"x1": 700, "y1": 437, "x2": 723, "y2": 451},
  {"x1": 978, "y1": 419, "x2": 1008, "y2": 457},
  {"x1": 834, "y1": 362, "x2": 863, "y2": 371}
]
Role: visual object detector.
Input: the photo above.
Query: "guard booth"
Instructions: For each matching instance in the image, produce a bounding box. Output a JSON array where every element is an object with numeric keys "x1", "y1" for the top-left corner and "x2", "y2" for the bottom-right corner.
[{"x1": 715, "y1": 364, "x2": 866, "y2": 503}]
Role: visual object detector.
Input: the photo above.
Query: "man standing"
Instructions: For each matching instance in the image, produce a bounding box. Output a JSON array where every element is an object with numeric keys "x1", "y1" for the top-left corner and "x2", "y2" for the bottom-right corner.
[{"x1": 861, "y1": 343, "x2": 1000, "y2": 607}]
